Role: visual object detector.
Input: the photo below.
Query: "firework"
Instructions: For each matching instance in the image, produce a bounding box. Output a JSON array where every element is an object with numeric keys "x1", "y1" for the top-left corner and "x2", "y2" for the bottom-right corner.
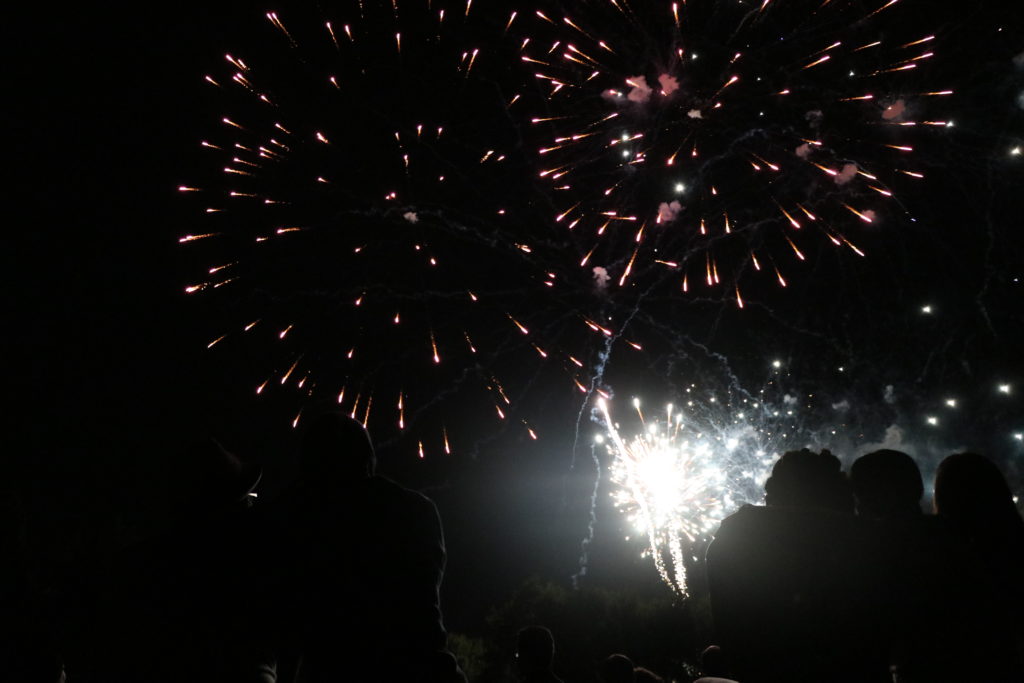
[
  {"x1": 179, "y1": 2, "x2": 583, "y2": 453},
  {"x1": 597, "y1": 395, "x2": 775, "y2": 594},
  {"x1": 517, "y1": 1, "x2": 953, "y2": 301}
]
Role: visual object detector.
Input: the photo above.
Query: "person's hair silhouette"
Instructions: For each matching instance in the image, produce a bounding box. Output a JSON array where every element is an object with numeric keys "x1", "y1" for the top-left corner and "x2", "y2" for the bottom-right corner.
[
  {"x1": 516, "y1": 626, "x2": 562, "y2": 682},
  {"x1": 932, "y1": 452, "x2": 1024, "y2": 680},
  {"x1": 764, "y1": 448, "x2": 852, "y2": 512},
  {"x1": 850, "y1": 449, "x2": 923, "y2": 519},
  {"x1": 597, "y1": 653, "x2": 635, "y2": 683},
  {"x1": 299, "y1": 412, "x2": 375, "y2": 482},
  {"x1": 934, "y1": 452, "x2": 1021, "y2": 530}
]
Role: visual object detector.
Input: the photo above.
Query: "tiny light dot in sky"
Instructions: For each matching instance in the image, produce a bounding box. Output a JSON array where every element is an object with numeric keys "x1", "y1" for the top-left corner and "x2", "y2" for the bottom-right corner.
[
  {"x1": 927, "y1": 416, "x2": 938, "y2": 426},
  {"x1": 921, "y1": 305, "x2": 933, "y2": 314},
  {"x1": 674, "y1": 183, "x2": 686, "y2": 192},
  {"x1": 999, "y1": 384, "x2": 1012, "y2": 394},
  {"x1": 1014, "y1": 433, "x2": 1023, "y2": 441},
  {"x1": 945, "y1": 399, "x2": 957, "y2": 407},
  {"x1": 1011, "y1": 146, "x2": 1022, "y2": 156},
  {"x1": 772, "y1": 360, "x2": 782, "y2": 368}
]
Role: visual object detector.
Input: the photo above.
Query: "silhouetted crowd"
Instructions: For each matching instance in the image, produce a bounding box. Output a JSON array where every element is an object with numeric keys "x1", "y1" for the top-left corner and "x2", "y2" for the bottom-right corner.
[
  {"x1": 704, "y1": 447, "x2": 1024, "y2": 682},
  {"x1": 3, "y1": 413, "x2": 1023, "y2": 682},
  {"x1": 3, "y1": 413, "x2": 463, "y2": 683}
]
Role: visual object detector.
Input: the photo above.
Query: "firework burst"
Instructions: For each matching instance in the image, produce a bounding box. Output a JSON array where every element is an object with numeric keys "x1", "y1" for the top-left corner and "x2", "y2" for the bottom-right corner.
[
  {"x1": 597, "y1": 394, "x2": 778, "y2": 594},
  {"x1": 178, "y1": 2, "x2": 585, "y2": 453},
  {"x1": 518, "y1": 0, "x2": 953, "y2": 301}
]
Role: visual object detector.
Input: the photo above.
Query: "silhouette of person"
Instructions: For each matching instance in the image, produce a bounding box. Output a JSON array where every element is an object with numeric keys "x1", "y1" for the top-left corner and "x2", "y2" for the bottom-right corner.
[
  {"x1": 706, "y1": 448, "x2": 888, "y2": 683},
  {"x1": 850, "y1": 449, "x2": 923, "y2": 520},
  {"x1": 87, "y1": 436, "x2": 267, "y2": 683},
  {"x1": 850, "y1": 449, "x2": 980, "y2": 682},
  {"x1": 933, "y1": 452, "x2": 1024, "y2": 680},
  {"x1": 597, "y1": 653, "x2": 635, "y2": 683},
  {"x1": 179, "y1": 438, "x2": 274, "y2": 683},
  {"x1": 266, "y1": 412, "x2": 465, "y2": 683},
  {"x1": 514, "y1": 626, "x2": 563, "y2": 683},
  {"x1": 138, "y1": 438, "x2": 270, "y2": 683}
]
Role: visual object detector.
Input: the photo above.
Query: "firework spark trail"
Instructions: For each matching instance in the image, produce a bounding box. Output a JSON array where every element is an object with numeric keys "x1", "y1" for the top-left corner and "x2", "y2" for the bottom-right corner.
[
  {"x1": 182, "y1": 2, "x2": 625, "y2": 455},
  {"x1": 516, "y1": 0, "x2": 953, "y2": 302},
  {"x1": 177, "y1": 3, "x2": 1008, "y2": 482},
  {"x1": 597, "y1": 395, "x2": 774, "y2": 595},
  {"x1": 568, "y1": 285, "x2": 670, "y2": 584}
]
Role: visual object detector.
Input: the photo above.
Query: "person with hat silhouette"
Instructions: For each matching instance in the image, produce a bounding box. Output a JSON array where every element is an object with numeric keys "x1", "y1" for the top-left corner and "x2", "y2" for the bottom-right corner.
[
  {"x1": 264, "y1": 412, "x2": 465, "y2": 683},
  {"x1": 87, "y1": 435, "x2": 271, "y2": 682}
]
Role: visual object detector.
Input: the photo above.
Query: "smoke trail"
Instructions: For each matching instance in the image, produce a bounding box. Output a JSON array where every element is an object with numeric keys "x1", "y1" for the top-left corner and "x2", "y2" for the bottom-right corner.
[
  {"x1": 571, "y1": 441, "x2": 602, "y2": 589},
  {"x1": 568, "y1": 295, "x2": 647, "y2": 586}
]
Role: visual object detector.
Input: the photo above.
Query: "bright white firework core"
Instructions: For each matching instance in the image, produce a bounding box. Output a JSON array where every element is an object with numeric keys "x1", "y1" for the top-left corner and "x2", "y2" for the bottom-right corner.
[{"x1": 598, "y1": 397, "x2": 743, "y2": 595}]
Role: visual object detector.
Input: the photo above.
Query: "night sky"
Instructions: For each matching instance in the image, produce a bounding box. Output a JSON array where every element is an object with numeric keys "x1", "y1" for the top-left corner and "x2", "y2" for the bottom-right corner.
[{"x1": 14, "y1": 1, "x2": 1024, "y2": 632}]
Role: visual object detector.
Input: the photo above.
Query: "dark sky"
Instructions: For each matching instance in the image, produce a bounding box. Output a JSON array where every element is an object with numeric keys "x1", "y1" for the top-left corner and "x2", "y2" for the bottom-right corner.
[{"x1": 13, "y1": 1, "x2": 1024, "y2": 630}]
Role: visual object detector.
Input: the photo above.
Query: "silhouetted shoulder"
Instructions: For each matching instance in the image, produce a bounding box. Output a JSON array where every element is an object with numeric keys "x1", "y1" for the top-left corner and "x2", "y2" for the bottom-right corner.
[
  {"x1": 707, "y1": 500, "x2": 888, "y2": 682},
  {"x1": 357, "y1": 476, "x2": 444, "y2": 543}
]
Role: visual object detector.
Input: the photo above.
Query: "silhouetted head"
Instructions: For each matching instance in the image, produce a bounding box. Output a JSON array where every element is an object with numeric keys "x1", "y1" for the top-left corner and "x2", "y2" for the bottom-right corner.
[
  {"x1": 700, "y1": 645, "x2": 729, "y2": 677},
  {"x1": 597, "y1": 654, "x2": 635, "y2": 683},
  {"x1": 632, "y1": 667, "x2": 663, "y2": 683},
  {"x1": 764, "y1": 448, "x2": 853, "y2": 513},
  {"x1": 299, "y1": 412, "x2": 375, "y2": 483},
  {"x1": 850, "y1": 449, "x2": 923, "y2": 519},
  {"x1": 934, "y1": 452, "x2": 1020, "y2": 532},
  {"x1": 516, "y1": 625, "x2": 556, "y2": 676}
]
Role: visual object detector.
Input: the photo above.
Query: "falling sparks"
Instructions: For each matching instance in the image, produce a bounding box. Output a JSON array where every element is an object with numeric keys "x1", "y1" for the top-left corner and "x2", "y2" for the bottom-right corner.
[
  {"x1": 518, "y1": 0, "x2": 951, "y2": 294},
  {"x1": 183, "y1": 2, "x2": 587, "y2": 450},
  {"x1": 430, "y1": 332, "x2": 441, "y2": 364},
  {"x1": 598, "y1": 397, "x2": 773, "y2": 595},
  {"x1": 179, "y1": 2, "x2": 988, "y2": 468}
]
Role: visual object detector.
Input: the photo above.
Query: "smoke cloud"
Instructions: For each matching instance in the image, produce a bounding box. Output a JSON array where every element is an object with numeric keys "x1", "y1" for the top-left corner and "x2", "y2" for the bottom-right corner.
[
  {"x1": 882, "y1": 99, "x2": 907, "y2": 121},
  {"x1": 835, "y1": 163, "x2": 858, "y2": 185},
  {"x1": 657, "y1": 200, "x2": 683, "y2": 223},
  {"x1": 658, "y1": 73, "x2": 680, "y2": 95},
  {"x1": 626, "y1": 75, "x2": 653, "y2": 103}
]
